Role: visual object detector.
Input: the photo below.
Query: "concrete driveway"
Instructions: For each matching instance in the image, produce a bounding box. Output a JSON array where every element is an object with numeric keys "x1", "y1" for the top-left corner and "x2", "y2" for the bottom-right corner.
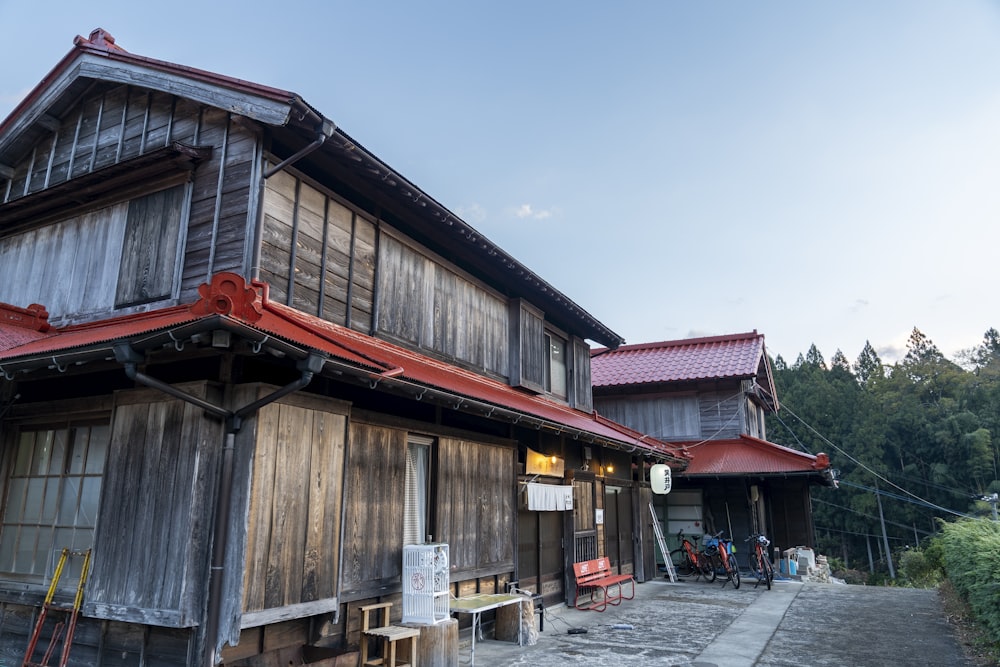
[{"x1": 465, "y1": 576, "x2": 974, "y2": 666}]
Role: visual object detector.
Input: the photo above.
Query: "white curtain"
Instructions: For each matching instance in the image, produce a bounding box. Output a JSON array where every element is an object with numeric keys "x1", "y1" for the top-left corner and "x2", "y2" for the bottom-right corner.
[
  {"x1": 404, "y1": 440, "x2": 430, "y2": 545},
  {"x1": 526, "y1": 482, "x2": 574, "y2": 511}
]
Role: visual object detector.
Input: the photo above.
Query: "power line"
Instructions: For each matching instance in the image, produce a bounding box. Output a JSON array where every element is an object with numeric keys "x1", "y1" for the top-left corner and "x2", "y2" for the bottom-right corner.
[
  {"x1": 812, "y1": 497, "x2": 935, "y2": 533},
  {"x1": 815, "y1": 524, "x2": 909, "y2": 542},
  {"x1": 836, "y1": 481, "x2": 974, "y2": 519},
  {"x1": 777, "y1": 403, "x2": 970, "y2": 519}
]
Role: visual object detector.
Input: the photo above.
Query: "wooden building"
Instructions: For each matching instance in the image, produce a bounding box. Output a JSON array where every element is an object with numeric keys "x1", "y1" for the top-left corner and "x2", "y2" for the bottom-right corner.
[
  {"x1": 591, "y1": 331, "x2": 836, "y2": 567},
  {"x1": 0, "y1": 29, "x2": 687, "y2": 667}
]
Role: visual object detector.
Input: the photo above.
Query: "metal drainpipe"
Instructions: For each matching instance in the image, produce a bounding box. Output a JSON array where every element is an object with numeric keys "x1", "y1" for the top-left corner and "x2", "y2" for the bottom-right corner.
[
  {"x1": 250, "y1": 118, "x2": 336, "y2": 280},
  {"x1": 114, "y1": 344, "x2": 326, "y2": 666}
]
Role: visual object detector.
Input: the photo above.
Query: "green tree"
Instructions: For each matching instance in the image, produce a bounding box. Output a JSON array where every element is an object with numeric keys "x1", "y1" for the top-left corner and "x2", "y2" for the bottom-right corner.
[
  {"x1": 805, "y1": 344, "x2": 827, "y2": 370},
  {"x1": 854, "y1": 341, "x2": 884, "y2": 388}
]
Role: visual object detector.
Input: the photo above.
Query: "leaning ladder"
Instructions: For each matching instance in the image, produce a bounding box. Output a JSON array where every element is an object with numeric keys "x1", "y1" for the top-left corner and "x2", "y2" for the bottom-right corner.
[
  {"x1": 649, "y1": 503, "x2": 677, "y2": 582},
  {"x1": 22, "y1": 548, "x2": 92, "y2": 667}
]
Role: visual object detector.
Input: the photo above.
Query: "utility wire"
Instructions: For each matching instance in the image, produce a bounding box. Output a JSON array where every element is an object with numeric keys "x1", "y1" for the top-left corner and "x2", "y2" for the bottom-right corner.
[
  {"x1": 815, "y1": 524, "x2": 909, "y2": 541},
  {"x1": 769, "y1": 409, "x2": 814, "y2": 454},
  {"x1": 812, "y1": 497, "x2": 935, "y2": 533},
  {"x1": 674, "y1": 390, "x2": 745, "y2": 450},
  {"x1": 776, "y1": 402, "x2": 970, "y2": 519},
  {"x1": 836, "y1": 481, "x2": 974, "y2": 519}
]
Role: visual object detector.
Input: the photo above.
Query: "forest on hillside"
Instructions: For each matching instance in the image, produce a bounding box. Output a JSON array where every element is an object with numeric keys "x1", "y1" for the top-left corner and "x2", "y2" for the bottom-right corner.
[{"x1": 766, "y1": 327, "x2": 1000, "y2": 579}]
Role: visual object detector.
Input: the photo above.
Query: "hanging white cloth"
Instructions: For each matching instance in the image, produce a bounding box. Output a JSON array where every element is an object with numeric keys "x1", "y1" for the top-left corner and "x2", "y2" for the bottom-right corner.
[{"x1": 526, "y1": 482, "x2": 574, "y2": 511}]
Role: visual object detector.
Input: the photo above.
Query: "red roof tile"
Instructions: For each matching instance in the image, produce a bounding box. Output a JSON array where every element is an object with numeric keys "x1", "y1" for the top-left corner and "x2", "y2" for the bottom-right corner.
[
  {"x1": 0, "y1": 303, "x2": 52, "y2": 351},
  {"x1": 591, "y1": 331, "x2": 767, "y2": 387},
  {"x1": 676, "y1": 435, "x2": 829, "y2": 476},
  {"x1": 0, "y1": 273, "x2": 687, "y2": 463}
]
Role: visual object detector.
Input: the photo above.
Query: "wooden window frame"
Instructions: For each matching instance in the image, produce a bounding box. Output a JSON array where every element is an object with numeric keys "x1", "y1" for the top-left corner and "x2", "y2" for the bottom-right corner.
[{"x1": 0, "y1": 418, "x2": 109, "y2": 585}]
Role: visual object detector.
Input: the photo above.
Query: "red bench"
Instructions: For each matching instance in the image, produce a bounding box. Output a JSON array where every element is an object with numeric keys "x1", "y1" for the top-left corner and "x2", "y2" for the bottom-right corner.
[{"x1": 572, "y1": 557, "x2": 635, "y2": 611}]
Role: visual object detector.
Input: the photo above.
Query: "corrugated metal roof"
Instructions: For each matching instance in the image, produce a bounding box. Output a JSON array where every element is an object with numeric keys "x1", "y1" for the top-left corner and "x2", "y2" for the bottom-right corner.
[
  {"x1": 591, "y1": 331, "x2": 767, "y2": 387},
  {"x1": 0, "y1": 273, "x2": 687, "y2": 463},
  {"x1": 677, "y1": 435, "x2": 829, "y2": 476}
]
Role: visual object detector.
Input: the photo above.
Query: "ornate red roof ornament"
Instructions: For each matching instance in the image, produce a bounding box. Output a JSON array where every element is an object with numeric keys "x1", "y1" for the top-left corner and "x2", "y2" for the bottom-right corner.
[
  {"x1": 0, "y1": 303, "x2": 51, "y2": 333},
  {"x1": 73, "y1": 28, "x2": 128, "y2": 53},
  {"x1": 191, "y1": 272, "x2": 265, "y2": 323}
]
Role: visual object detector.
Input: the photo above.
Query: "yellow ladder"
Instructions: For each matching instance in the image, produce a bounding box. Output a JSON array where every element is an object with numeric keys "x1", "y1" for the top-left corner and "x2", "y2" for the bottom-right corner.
[{"x1": 22, "y1": 548, "x2": 92, "y2": 667}]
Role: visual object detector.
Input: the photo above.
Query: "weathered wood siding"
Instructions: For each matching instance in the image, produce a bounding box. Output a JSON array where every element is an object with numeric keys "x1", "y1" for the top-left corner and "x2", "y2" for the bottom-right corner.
[
  {"x1": 259, "y1": 171, "x2": 376, "y2": 332},
  {"x1": 241, "y1": 397, "x2": 348, "y2": 616},
  {"x1": 340, "y1": 423, "x2": 516, "y2": 598},
  {"x1": 340, "y1": 423, "x2": 407, "y2": 597},
  {"x1": 376, "y1": 234, "x2": 509, "y2": 376},
  {"x1": 511, "y1": 300, "x2": 544, "y2": 391},
  {"x1": 0, "y1": 85, "x2": 258, "y2": 323},
  {"x1": 571, "y1": 337, "x2": 593, "y2": 412},
  {"x1": 0, "y1": 203, "x2": 130, "y2": 319},
  {"x1": 435, "y1": 437, "x2": 516, "y2": 575},
  {"x1": 743, "y1": 379, "x2": 766, "y2": 439},
  {"x1": 594, "y1": 394, "x2": 701, "y2": 441},
  {"x1": 87, "y1": 384, "x2": 223, "y2": 628},
  {"x1": 698, "y1": 389, "x2": 744, "y2": 439},
  {"x1": 0, "y1": 603, "x2": 195, "y2": 666}
]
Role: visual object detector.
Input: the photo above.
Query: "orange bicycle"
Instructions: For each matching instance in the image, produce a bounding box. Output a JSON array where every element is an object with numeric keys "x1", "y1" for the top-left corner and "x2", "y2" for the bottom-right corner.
[
  {"x1": 669, "y1": 530, "x2": 716, "y2": 582},
  {"x1": 704, "y1": 531, "x2": 741, "y2": 589},
  {"x1": 746, "y1": 533, "x2": 774, "y2": 590}
]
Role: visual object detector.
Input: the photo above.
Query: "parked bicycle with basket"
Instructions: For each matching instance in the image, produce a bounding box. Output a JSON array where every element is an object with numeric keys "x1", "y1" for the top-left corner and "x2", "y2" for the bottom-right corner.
[
  {"x1": 746, "y1": 533, "x2": 774, "y2": 590},
  {"x1": 703, "y1": 531, "x2": 741, "y2": 589},
  {"x1": 669, "y1": 530, "x2": 716, "y2": 582}
]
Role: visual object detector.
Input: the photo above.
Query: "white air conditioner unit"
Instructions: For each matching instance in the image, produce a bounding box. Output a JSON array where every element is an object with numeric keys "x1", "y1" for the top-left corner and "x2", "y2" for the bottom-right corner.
[{"x1": 402, "y1": 543, "x2": 450, "y2": 624}]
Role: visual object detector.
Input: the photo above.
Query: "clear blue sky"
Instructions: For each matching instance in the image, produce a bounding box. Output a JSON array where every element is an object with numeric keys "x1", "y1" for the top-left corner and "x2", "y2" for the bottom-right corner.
[{"x1": 2, "y1": 1, "x2": 999, "y2": 365}]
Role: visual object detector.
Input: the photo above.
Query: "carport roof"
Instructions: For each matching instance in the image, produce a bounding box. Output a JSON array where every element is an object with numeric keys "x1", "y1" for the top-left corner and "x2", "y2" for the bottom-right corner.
[{"x1": 675, "y1": 435, "x2": 831, "y2": 480}]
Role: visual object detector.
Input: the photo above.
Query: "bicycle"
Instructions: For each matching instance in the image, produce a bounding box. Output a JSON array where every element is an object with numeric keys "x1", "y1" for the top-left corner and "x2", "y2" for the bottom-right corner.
[
  {"x1": 746, "y1": 533, "x2": 774, "y2": 590},
  {"x1": 669, "y1": 530, "x2": 716, "y2": 582},
  {"x1": 704, "y1": 531, "x2": 741, "y2": 589}
]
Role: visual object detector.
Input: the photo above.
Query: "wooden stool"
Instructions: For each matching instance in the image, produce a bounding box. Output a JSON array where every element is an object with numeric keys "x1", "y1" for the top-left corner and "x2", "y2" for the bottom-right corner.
[{"x1": 359, "y1": 602, "x2": 421, "y2": 667}]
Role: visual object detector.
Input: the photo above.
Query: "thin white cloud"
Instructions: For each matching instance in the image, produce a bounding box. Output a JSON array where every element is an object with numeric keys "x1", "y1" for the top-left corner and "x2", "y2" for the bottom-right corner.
[
  {"x1": 514, "y1": 204, "x2": 555, "y2": 220},
  {"x1": 455, "y1": 203, "x2": 487, "y2": 224}
]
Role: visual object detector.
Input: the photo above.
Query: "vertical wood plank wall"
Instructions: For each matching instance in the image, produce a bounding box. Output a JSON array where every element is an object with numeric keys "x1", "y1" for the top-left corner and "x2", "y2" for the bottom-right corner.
[
  {"x1": 0, "y1": 85, "x2": 257, "y2": 324},
  {"x1": 340, "y1": 423, "x2": 408, "y2": 596},
  {"x1": 435, "y1": 437, "x2": 516, "y2": 573},
  {"x1": 88, "y1": 384, "x2": 223, "y2": 627},
  {"x1": 242, "y1": 398, "x2": 348, "y2": 613},
  {"x1": 259, "y1": 171, "x2": 376, "y2": 334},
  {"x1": 376, "y1": 234, "x2": 510, "y2": 378}
]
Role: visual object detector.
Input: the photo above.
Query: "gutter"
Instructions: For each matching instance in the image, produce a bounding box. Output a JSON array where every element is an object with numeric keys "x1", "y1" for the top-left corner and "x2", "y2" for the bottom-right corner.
[{"x1": 113, "y1": 343, "x2": 326, "y2": 667}]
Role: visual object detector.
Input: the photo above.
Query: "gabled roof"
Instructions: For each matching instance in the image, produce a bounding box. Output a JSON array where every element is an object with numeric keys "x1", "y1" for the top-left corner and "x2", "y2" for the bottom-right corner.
[
  {"x1": 676, "y1": 435, "x2": 833, "y2": 484},
  {"x1": 0, "y1": 28, "x2": 623, "y2": 348},
  {"x1": 0, "y1": 273, "x2": 687, "y2": 464},
  {"x1": 590, "y1": 331, "x2": 779, "y2": 408}
]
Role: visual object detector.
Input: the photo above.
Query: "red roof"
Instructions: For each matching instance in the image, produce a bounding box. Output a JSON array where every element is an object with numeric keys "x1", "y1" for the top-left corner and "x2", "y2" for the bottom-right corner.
[
  {"x1": 0, "y1": 273, "x2": 687, "y2": 463},
  {"x1": 0, "y1": 303, "x2": 52, "y2": 351},
  {"x1": 591, "y1": 331, "x2": 768, "y2": 387},
  {"x1": 676, "y1": 435, "x2": 830, "y2": 476}
]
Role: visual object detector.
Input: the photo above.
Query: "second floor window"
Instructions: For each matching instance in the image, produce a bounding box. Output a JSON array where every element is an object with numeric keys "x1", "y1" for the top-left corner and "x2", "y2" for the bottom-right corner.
[{"x1": 544, "y1": 331, "x2": 567, "y2": 399}]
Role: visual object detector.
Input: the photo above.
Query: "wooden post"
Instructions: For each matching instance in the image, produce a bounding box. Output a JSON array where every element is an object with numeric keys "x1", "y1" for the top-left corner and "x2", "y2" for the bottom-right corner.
[
  {"x1": 402, "y1": 619, "x2": 458, "y2": 667},
  {"x1": 496, "y1": 597, "x2": 536, "y2": 644}
]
